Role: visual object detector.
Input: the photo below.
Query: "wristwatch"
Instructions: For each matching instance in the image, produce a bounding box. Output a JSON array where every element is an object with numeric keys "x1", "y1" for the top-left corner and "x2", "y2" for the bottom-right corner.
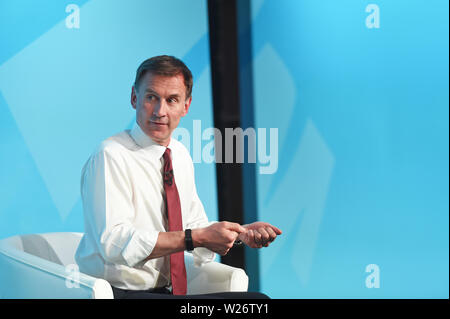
[
  {"x1": 185, "y1": 229, "x2": 194, "y2": 251},
  {"x1": 233, "y1": 240, "x2": 243, "y2": 246}
]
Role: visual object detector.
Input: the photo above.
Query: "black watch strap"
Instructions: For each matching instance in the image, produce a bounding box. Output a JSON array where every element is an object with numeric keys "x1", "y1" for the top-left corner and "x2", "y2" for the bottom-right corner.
[{"x1": 185, "y1": 229, "x2": 194, "y2": 251}]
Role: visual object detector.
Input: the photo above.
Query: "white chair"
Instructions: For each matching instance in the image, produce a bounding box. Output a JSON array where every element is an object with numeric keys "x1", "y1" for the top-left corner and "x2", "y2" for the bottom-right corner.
[{"x1": 0, "y1": 232, "x2": 248, "y2": 299}]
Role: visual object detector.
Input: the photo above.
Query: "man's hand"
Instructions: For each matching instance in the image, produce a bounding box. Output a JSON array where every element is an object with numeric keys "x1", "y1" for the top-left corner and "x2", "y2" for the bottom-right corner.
[
  {"x1": 238, "y1": 222, "x2": 282, "y2": 248},
  {"x1": 192, "y1": 222, "x2": 247, "y2": 256}
]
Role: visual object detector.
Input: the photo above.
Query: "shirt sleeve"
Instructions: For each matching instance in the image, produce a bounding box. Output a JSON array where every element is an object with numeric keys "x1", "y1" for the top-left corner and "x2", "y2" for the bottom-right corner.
[{"x1": 81, "y1": 148, "x2": 159, "y2": 268}]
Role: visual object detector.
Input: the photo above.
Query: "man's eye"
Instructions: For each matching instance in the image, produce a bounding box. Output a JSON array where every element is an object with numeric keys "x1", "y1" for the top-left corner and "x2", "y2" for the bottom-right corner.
[
  {"x1": 168, "y1": 98, "x2": 178, "y2": 103},
  {"x1": 147, "y1": 95, "x2": 155, "y2": 100}
]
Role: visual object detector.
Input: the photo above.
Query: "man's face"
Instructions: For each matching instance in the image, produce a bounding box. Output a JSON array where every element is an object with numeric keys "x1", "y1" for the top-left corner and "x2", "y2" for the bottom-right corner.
[{"x1": 131, "y1": 72, "x2": 191, "y2": 146}]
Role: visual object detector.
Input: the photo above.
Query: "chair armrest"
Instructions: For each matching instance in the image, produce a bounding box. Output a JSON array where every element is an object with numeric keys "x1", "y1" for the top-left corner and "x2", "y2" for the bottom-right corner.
[
  {"x1": 0, "y1": 244, "x2": 113, "y2": 299},
  {"x1": 185, "y1": 253, "x2": 249, "y2": 294}
]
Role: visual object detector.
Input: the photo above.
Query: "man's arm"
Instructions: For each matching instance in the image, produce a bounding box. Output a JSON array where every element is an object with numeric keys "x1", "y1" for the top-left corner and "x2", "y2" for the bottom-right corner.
[
  {"x1": 81, "y1": 149, "x2": 159, "y2": 268},
  {"x1": 144, "y1": 222, "x2": 247, "y2": 260}
]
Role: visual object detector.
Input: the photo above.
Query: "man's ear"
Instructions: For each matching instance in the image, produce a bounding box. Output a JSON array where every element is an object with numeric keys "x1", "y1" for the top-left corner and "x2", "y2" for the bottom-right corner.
[
  {"x1": 131, "y1": 85, "x2": 137, "y2": 110},
  {"x1": 182, "y1": 96, "x2": 192, "y2": 117}
]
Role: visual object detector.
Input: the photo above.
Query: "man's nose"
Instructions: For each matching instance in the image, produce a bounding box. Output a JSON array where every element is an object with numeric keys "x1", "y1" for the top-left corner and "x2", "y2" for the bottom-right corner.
[{"x1": 153, "y1": 100, "x2": 167, "y2": 117}]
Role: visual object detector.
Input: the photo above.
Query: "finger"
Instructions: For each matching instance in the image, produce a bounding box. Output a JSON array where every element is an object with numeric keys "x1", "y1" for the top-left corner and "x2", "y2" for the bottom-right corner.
[
  {"x1": 254, "y1": 231, "x2": 263, "y2": 248},
  {"x1": 225, "y1": 222, "x2": 247, "y2": 234},
  {"x1": 260, "y1": 228, "x2": 273, "y2": 247},
  {"x1": 248, "y1": 230, "x2": 257, "y2": 248},
  {"x1": 269, "y1": 225, "x2": 282, "y2": 235},
  {"x1": 227, "y1": 231, "x2": 239, "y2": 243},
  {"x1": 247, "y1": 229, "x2": 253, "y2": 245},
  {"x1": 238, "y1": 229, "x2": 248, "y2": 242},
  {"x1": 257, "y1": 227, "x2": 271, "y2": 244},
  {"x1": 266, "y1": 227, "x2": 277, "y2": 242}
]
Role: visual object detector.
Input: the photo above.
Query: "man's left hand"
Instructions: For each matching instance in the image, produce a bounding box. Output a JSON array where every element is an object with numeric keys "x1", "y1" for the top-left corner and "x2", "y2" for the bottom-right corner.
[{"x1": 238, "y1": 222, "x2": 282, "y2": 248}]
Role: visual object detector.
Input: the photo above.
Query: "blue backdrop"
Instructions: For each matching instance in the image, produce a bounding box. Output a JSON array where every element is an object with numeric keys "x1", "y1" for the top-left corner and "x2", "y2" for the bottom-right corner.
[{"x1": 248, "y1": 0, "x2": 449, "y2": 298}]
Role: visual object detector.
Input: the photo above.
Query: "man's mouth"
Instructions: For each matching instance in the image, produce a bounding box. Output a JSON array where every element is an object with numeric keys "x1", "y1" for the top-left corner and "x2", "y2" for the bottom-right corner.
[{"x1": 150, "y1": 120, "x2": 168, "y2": 126}]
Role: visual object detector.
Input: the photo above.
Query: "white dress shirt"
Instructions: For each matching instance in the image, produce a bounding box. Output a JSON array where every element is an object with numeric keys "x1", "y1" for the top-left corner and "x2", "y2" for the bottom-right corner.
[{"x1": 75, "y1": 122, "x2": 215, "y2": 290}]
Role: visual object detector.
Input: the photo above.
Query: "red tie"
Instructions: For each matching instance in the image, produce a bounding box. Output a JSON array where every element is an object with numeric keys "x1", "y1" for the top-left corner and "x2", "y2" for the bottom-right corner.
[{"x1": 163, "y1": 148, "x2": 187, "y2": 295}]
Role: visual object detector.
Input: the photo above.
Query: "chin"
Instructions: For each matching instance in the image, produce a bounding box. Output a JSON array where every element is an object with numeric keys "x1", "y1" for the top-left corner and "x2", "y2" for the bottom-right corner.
[{"x1": 149, "y1": 132, "x2": 170, "y2": 145}]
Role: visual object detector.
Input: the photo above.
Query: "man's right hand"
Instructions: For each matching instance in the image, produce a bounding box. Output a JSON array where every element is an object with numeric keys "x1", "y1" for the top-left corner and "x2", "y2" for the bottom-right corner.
[{"x1": 192, "y1": 222, "x2": 247, "y2": 256}]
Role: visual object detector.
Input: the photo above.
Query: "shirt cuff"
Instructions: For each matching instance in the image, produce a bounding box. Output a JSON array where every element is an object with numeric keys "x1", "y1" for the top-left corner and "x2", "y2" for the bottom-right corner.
[
  {"x1": 192, "y1": 247, "x2": 216, "y2": 267},
  {"x1": 121, "y1": 230, "x2": 159, "y2": 267}
]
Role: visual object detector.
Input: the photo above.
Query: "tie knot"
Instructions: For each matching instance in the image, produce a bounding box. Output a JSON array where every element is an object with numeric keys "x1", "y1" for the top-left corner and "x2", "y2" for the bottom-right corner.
[
  {"x1": 163, "y1": 148, "x2": 174, "y2": 186},
  {"x1": 163, "y1": 148, "x2": 172, "y2": 162}
]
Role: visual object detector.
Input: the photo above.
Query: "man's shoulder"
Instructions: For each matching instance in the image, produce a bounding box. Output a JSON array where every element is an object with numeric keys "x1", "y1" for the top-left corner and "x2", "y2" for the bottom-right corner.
[
  {"x1": 81, "y1": 131, "x2": 134, "y2": 186},
  {"x1": 92, "y1": 130, "x2": 135, "y2": 160}
]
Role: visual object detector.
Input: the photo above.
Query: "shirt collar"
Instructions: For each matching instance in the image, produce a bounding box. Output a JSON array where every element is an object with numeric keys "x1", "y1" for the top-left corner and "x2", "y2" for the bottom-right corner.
[{"x1": 129, "y1": 121, "x2": 173, "y2": 160}]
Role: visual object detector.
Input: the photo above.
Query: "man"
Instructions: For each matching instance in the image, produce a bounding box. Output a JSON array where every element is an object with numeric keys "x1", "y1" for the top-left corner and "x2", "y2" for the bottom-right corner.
[{"x1": 75, "y1": 55, "x2": 281, "y2": 299}]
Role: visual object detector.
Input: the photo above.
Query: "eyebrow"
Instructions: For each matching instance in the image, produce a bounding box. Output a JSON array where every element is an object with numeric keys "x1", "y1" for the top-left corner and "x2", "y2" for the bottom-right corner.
[
  {"x1": 145, "y1": 89, "x2": 180, "y2": 97},
  {"x1": 144, "y1": 89, "x2": 158, "y2": 95},
  {"x1": 145, "y1": 89, "x2": 181, "y2": 99}
]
